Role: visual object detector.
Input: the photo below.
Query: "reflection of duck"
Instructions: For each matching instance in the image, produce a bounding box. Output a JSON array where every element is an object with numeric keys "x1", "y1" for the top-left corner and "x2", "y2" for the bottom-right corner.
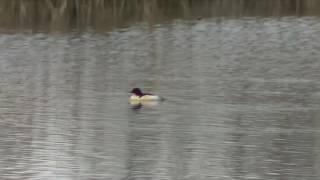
[
  {"x1": 130, "y1": 88, "x2": 163, "y2": 101},
  {"x1": 130, "y1": 102, "x2": 143, "y2": 110},
  {"x1": 130, "y1": 100, "x2": 160, "y2": 107},
  {"x1": 129, "y1": 101, "x2": 160, "y2": 110}
]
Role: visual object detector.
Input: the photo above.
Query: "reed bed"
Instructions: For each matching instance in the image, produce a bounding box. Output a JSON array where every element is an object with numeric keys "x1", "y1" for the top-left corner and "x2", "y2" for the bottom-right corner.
[{"x1": 0, "y1": 0, "x2": 319, "y2": 32}]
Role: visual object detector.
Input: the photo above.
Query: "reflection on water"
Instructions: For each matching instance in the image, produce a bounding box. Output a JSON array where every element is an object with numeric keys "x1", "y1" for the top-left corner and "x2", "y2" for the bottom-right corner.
[
  {"x1": 1, "y1": 0, "x2": 320, "y2": 180},
  {"x1": 130, "y1": 101, "x2": 160, "y2": 110}
]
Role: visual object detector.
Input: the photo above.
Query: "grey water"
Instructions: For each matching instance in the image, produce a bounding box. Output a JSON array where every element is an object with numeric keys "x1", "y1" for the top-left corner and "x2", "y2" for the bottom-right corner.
[{"x1": 1, "y1": 1, "x2": 320, "y2": 179}]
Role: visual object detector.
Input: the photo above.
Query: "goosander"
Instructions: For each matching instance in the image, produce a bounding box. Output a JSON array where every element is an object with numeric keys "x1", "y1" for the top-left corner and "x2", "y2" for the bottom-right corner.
[{"x1": 130, "y1": 88, "x2": 163, "y2": 101}]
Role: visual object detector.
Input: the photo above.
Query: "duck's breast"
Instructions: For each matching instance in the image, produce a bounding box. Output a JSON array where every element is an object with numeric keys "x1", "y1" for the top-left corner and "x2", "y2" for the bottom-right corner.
[{"x1": 130, "y1": 95, "x2": 141, "y2": 101}]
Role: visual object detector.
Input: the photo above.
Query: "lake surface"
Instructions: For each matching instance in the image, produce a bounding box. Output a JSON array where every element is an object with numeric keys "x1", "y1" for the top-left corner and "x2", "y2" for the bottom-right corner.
[{"x1": 1, "y1": 1, "x2": 320, "y2": 179}]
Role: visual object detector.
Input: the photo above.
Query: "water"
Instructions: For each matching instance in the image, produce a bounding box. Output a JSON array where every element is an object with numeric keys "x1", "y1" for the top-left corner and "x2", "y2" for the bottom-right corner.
[{"x1": 1, "y1": 1, "x2": 320, "y2": 180}]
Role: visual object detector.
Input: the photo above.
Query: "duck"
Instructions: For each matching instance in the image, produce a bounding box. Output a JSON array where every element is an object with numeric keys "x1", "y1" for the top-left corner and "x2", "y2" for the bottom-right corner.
[{"x1": 130, "y1": 88, "x2": 163, "y2": 101}]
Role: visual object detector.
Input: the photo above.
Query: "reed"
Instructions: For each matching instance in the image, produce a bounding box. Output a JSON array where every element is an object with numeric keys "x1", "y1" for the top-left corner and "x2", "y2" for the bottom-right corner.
[{"x1": 0, "y1": 0, "x2": 319, "y2": 32}]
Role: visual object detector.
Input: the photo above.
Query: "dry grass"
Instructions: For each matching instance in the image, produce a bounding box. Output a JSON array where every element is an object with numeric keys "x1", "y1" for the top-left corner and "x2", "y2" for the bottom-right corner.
[{"x1": 0, "y1": 0, "x2": 319, "y2": 32}]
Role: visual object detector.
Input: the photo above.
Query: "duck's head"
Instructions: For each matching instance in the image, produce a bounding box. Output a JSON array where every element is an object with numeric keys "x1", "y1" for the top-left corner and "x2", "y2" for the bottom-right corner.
[{"x1": 131, "y1": 88, "x2": 143, "y2": 96}]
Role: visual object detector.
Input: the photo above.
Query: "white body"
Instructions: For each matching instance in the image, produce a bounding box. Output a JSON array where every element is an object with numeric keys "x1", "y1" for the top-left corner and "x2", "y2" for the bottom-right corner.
[{"x1": 130, "y1": 94, "x2": 161, "y2": 101}]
